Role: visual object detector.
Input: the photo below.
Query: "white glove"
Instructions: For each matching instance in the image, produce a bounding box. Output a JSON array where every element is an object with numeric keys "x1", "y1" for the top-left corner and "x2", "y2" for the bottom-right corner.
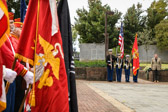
[
  {"x1": 23, "y1": 71, "x2": 34, "y2": 85},
  {"x1": 3, "y1": 66, "x2": 17, "y2": 83}
]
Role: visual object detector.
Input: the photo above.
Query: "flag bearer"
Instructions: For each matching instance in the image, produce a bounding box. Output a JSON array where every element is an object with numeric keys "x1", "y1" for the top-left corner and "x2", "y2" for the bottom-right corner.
[
  {"x1": 1, "y1": 14, "x2": 33, "y2": 112},
  {"x1": 131, "y1": 58, "x2": 139, "y2": 83},
  {"x1": 131, "y1": 34, "x2": 139, "y2": 83},
  {"x1": 106, "y1": 49, "x2": 116, "y2": 82},
  {"x1": 116, "y1": 54, "x2": 123, "y2": 82},
  {"x1": 124, "y1": 55, "x2": 130, "y2": 82},
  {"x1": 13, "y1": 18, "x2": 28, "y2": 112}
]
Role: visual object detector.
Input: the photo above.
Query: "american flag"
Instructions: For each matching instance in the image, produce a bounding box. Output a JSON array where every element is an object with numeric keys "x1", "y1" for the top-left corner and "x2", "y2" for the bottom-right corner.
[{"x1": 118, "y1": 22, "x2": 124, "y2": 59}]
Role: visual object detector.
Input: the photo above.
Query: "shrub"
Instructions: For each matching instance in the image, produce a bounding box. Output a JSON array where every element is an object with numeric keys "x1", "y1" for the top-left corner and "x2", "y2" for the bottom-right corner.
[{"x1": 75, "y1": 60, "x2": 106, "y2": 67}]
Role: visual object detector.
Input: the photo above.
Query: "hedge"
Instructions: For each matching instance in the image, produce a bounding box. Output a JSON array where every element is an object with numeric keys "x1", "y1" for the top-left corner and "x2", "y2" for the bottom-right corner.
[
  {"x1": 75, "y1": 60, "x2": 106, "y2": 67},
  {"x1": 75, "y1": 61, "x2": 168, "y2": 70}
]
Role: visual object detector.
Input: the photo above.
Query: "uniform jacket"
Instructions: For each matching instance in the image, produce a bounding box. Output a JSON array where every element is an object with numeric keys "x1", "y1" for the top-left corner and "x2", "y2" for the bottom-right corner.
[
  {"x1": 116, "y1": 58, "x2": 123, "y2": 69},
  {"x1": 106, "y1": 55, "x2": 116, "y2": 68},
  {"x1": 151, "y1": 57, "x2": 161, "y2": 70},
  {"x1": 124, "y1": 59, "x2": 131, "y2": 69},
  {"x1": 1, "y1": 36, "x2": 27, "y2": 76}
]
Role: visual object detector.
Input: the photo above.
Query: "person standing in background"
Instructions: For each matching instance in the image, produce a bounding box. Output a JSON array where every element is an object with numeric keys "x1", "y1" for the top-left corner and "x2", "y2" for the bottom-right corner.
[
  {"x1": 116, "y1": 54, "x2": 123, "y2": 82},
  {"x1": 131, "y1": 58, "x2": 139, "y2": 83},
  {"x1": 106, "y1": 49, "x2": 116, "y2": 82},
  {"x1": 151, "y1": 54, "x2": 161, "y2": 82},
  {"x1": 124, "y1": 55, "x2": 131, "y2": 82}
]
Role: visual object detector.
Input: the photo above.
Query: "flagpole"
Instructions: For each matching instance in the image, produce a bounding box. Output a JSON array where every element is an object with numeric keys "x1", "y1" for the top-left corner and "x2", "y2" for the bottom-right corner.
[
  {"x1": 5, "y1": 58, "x2": 17, "y2": 94},
  {"x1": 18, "y1": 85, "x2": 31, "y2": 112},
  {"x1": 30, "y1": 0, "x2": 40, "y2": 107},
  {"x1": 104, "y1": 11, "x2": 114, "y2": 58}
]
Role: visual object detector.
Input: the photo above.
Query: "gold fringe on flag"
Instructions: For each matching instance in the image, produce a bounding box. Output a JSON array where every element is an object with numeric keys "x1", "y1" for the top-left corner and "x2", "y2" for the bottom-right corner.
[{"x1": 30, "y1": 0, "x2": 40, "y2": 107}]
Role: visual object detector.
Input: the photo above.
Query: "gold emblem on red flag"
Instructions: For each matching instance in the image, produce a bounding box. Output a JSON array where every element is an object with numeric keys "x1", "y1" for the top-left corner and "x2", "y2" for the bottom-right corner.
[
  {"x1": 35, "y1": 35, "x2": 61, "y2": 89},
  {"x1": 133, "y1": 48, "x2": 139, "y2": 59}
]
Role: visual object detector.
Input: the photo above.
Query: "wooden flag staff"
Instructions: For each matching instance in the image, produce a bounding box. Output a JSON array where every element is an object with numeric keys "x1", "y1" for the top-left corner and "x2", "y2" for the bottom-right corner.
[
  {"x1": 18, "y1": 85, "x2": 32, "y2": 112},
  {"x1": 5, "y1": 58, "x2": 17, "y2": 94}
]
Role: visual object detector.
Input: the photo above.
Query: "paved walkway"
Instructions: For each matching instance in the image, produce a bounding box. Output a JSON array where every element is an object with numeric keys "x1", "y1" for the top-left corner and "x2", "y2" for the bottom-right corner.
[
  {"x1": 77, "y1": 80, "x2": 121, "y2": 112},
  {"x1": 77, "y1": 75, "x2": 168, "y2": 112}
]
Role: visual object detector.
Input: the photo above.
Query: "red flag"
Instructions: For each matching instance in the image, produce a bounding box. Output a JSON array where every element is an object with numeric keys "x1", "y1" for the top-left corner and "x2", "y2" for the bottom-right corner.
[
  {"x1": 0, "y1": 0, "x2": 10, "y2": 47},
  {"x1": 0, "y1": 50, "x2": 2, "y2": 99},
  {"x1": 132, "y1": 34, "x2": 139, "y2": 76},
  {"x1": 16, "y1": 0, "x2": 69, "y2": 111},
  {"x1": 0, "y1": 0, "x2": 9, "y2": 110},
  {"x1": 0, "y1": 49, "x2": 6, "y2": 111},
  {"x1": 0, "y1": 51, "x2": 7, "y2": 112}
]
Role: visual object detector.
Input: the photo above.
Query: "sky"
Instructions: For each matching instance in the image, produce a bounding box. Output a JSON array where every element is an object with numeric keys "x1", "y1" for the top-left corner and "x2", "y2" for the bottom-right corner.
[
  {"x1": 67, "y1": 0, "x2": 156, "y2": 52},
  {"x1": 68, "y1": 0, "x2": 156, "y2": 25}
]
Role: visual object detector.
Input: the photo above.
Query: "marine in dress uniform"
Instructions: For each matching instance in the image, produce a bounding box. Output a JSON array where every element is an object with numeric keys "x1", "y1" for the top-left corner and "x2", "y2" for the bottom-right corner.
[
  {"x1": 124, "y1": 55, "x2": 130, "y2": 82},
  {"x1": 106, "y1": 49, "x2": 116, "y2": 82},
  {"x1": 1, "y1": 13, "x2": 33, "y2": 112},
  {"x1": 131, "y1": 58, "x2": 139, "y2": 83},
  {"x1": 151, "y1": 54, "x2": 161, "y2": 82},
  {"x1": 13, "y1": 18, "x2": 27, "y2": 112},
  {"x1": 116, "y1": 54, "x2": 123, "y2": 82},
  {"x1": 0, "y1": 49, "x2": 17, "y2": 112}
]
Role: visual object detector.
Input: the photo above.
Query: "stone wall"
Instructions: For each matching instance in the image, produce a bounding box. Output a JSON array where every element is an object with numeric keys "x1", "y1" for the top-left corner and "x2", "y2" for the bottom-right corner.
[
  {"x1": 79, "y1": 43, "x2": 105, "y2": 61},
  {"x1": 139, "y1": 45, "x2": 168, "y2": 63},
  {"x1": 75, "y1": 67, "x2": 168, "y2": 82},
  {"x1": 130, "y1": 69, "x2": 168, "y2": 82},
  {"x1": 148, "y1": 70, "x2": 168, "y2": 82},
  {"x1": 86, "y1": 67, "x2": 107, "y2": 80},
  {"x1": 75, "y1": 67, "x2": 116, "y2": 81},
  {"x1": 75, "y1": 67, "x2": 86, "y2": 79},
  {"x1": 79, "y1": 44, "x2": 168, "y2": 62}
]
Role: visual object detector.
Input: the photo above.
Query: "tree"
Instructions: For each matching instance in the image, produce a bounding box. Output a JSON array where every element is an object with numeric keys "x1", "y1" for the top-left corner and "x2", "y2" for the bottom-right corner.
[
  {"x1": 147, "y1": 0, "x2": 168, "y2": 39},
  {"x1": 138, "y1": 29, "x2": 153, "y2": 46},
  {"x1": 123, "y1": 3, "x2": 146, "y2": 53},
  {"x1": 138, "y1": 29, "x2": 152, "y2": 62},
  {"x1": 72, "y1": 25, "x2": 78, "y2": 44},
  {"x1": 7, "y1": 0, "x2": 29, "y2": 19},
  {"x1": 74, "y1": 0, "x2": 121, "y2": 48},
  {"x1": 155, "y1": 19, "x2": 168, "y2": 50}
]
